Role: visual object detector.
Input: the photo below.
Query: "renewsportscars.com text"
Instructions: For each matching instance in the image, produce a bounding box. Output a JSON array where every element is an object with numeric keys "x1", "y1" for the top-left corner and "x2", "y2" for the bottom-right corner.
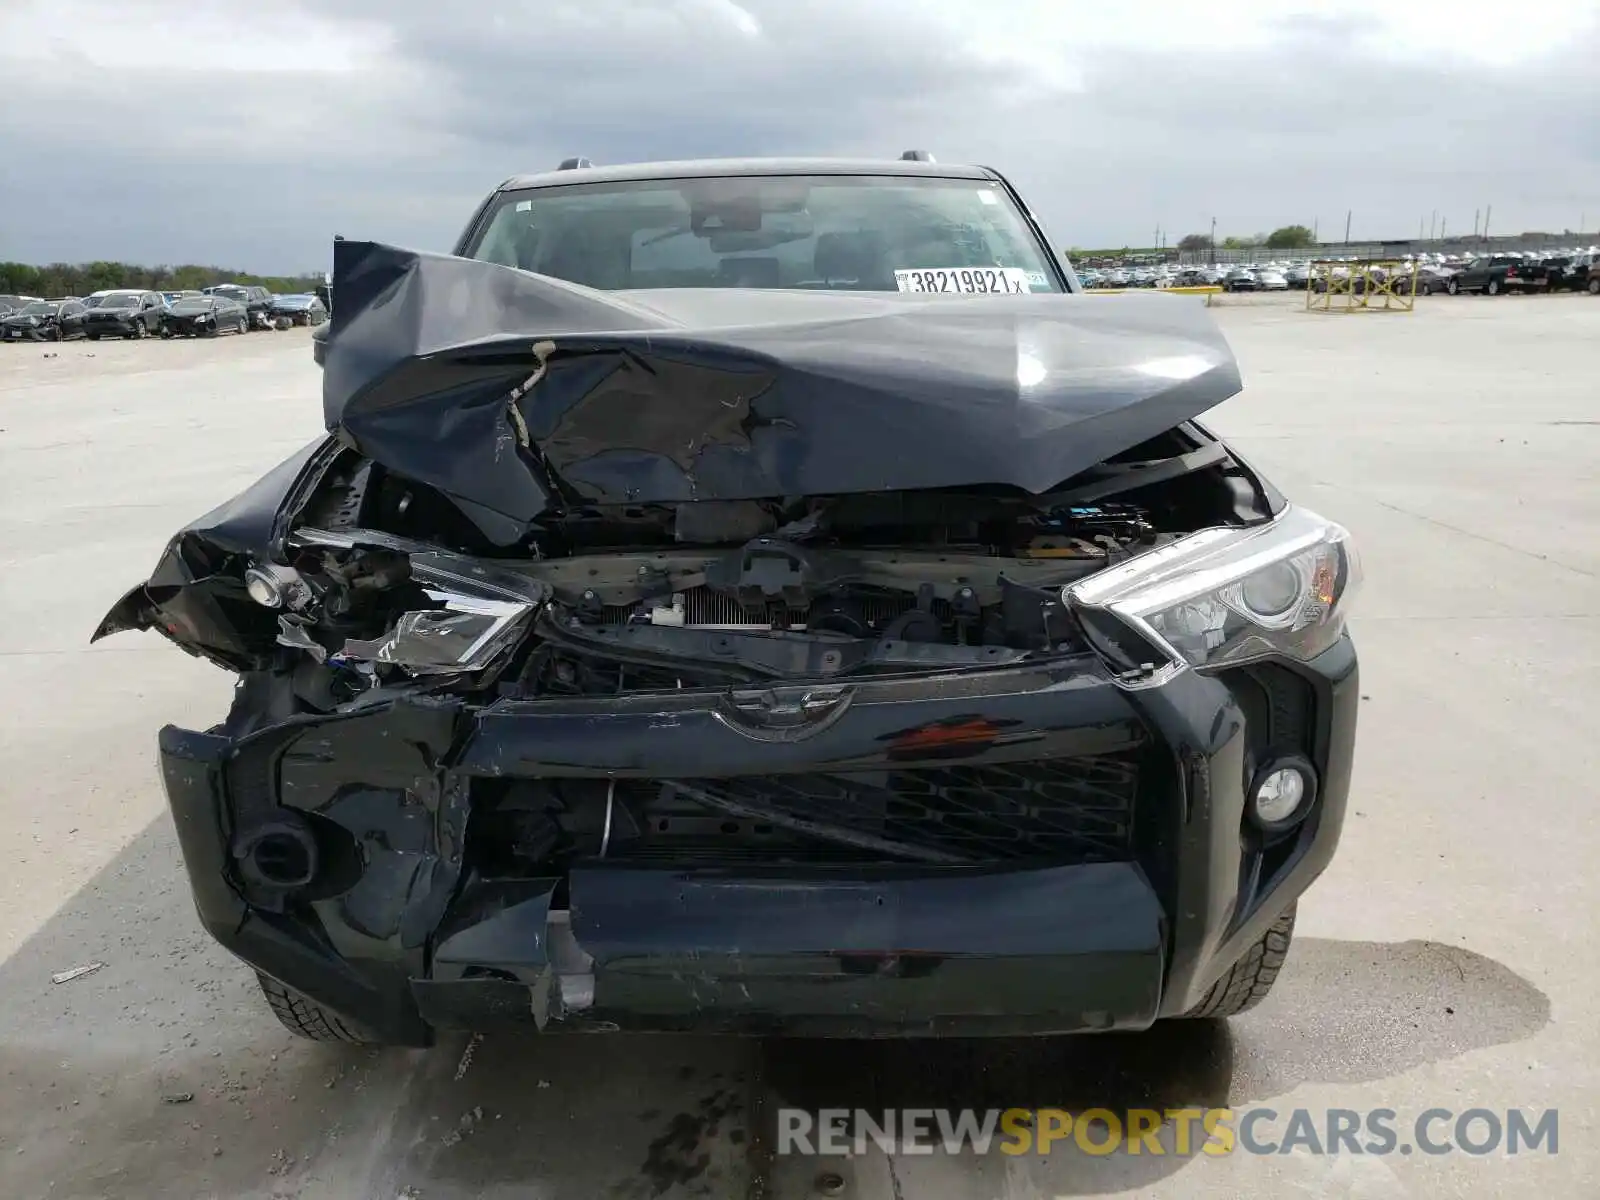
[{"x1": 777, "y1": 1107, "x2": 1559, "y2": 1158}]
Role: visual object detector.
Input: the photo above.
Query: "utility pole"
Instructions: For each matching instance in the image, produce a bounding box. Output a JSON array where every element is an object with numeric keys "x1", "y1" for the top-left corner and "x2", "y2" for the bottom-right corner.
[
  {"x1": 1312, "y1": 217, "x2": 1319, "y2": 242},
  {"x1": 1473, "y1": 208, "x2": 1480, "y2": 239},
  {"x1": 1429, "y1": 210, "x2": 1437, "y2": 241},
  {"x1": 1344, "y1": 210, "x2": 1352, "y2": 245},
  {"x1": 1209, "y1": 216, "x2": 1217, "y2": 266},
  {"x1": 1483, "y1": 204, "x2": 1492, "y2": 242},
  {"x1": 1440, "y1": 217, "x2": 1447, "y2": 241}
]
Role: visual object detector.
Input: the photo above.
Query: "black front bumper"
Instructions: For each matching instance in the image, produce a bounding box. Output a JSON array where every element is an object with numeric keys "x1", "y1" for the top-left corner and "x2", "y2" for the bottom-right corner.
[
  {"x1": 158, "y1": 640, "x2": 1358, "y2": 1046},
  {"x1": 163, "y1": 316, "x2": 217, "y2": 335},
  {"x1": 86, "y1": 319, "x2": 139, "y2": 336}
]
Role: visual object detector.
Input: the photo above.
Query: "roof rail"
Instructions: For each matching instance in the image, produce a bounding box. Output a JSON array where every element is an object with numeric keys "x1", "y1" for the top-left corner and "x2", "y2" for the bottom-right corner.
[
  {"x1": 557, "y1": 157, "x2": 594, "y2": 170},
  {"x1": 899, "y1": 149, "x2": 935, "y2": 162}
]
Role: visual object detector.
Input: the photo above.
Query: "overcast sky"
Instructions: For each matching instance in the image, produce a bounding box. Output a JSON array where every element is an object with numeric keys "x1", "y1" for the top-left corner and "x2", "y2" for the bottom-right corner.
[{"x1": 2, "y1": 0, "x2": 1597, "y2": 272}]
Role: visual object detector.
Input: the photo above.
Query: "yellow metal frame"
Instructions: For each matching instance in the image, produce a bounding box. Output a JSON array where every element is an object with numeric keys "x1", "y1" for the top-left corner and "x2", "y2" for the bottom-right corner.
[{"x1": 1305, "y1": 260, "x2": 1417, "y2": 313}]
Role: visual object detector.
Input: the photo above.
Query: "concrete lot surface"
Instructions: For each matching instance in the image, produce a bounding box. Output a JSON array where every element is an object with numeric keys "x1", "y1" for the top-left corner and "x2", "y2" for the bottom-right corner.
[{"x1": 1, "y1": 297, "x2": 1596, "y2": 1198}]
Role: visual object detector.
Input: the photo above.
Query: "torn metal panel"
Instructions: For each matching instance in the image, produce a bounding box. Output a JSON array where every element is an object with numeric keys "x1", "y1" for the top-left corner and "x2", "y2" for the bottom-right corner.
[{"x1": 322, "y1": 241, "x2": 1242, "y2": 537}]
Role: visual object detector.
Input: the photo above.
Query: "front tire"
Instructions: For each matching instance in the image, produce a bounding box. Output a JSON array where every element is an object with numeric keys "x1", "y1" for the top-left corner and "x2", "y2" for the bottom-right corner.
[
  {"x1": 1486, "y1": 279, "x2": 1501, "y2": 296},
  {"x1": 235, "y1": 316, "x2": 248, "y2": 335},
  {"x1": 257, "y1": 974, "x2": 375, "y2": 1043},
  {"x1": 1588, "y1": 278, "x2": 1600, "y2": 296},
  {"x1": 1447, "y1": 277, "x2": 1460, "y2": 295},
  {"x1": 1179, "y1": 904, "x2": 1296, "y2": 1018}
]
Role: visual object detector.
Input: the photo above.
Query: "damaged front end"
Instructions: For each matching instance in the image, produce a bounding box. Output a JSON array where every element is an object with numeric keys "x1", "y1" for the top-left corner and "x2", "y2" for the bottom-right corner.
[{"x1": 103, "y1": 244, "x2": 1359, "y2": 1044}]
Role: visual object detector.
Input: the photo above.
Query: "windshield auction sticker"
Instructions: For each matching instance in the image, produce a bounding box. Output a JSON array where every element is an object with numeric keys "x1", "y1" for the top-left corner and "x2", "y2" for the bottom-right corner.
[{"x1": 894, "y1": 267, "x2": 1031, "y2": 294}]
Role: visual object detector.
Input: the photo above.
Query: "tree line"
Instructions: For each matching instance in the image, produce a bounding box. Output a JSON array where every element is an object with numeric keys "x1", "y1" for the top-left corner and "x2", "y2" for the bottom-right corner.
[
  {"x1": 0, "y1": 261, "x2": 323, "y2": 299},
  {"x1": 1178, "y1": 225, "x2": 1317, "y2": 252}
]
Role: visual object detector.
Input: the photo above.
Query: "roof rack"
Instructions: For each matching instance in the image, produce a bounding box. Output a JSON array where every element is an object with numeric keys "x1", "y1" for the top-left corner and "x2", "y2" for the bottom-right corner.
[
  {"x1": 899, "y1": 149, "x2": 935, "y2": 162},
  {"x1": 557, "y1": 157, "x2": 594, "y2": 170}
]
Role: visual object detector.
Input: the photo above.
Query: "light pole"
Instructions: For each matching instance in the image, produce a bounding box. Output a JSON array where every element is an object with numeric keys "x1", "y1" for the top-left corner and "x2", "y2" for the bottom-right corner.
[{"x1": 1209, "y1": 216, "x2": 1217, "y2": 266}]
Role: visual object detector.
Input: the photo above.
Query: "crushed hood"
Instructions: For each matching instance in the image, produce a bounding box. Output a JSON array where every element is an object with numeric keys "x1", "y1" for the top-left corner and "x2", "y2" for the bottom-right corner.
[{"x1": 324, "y1": 241, "x2": 1242, "y2": 542}]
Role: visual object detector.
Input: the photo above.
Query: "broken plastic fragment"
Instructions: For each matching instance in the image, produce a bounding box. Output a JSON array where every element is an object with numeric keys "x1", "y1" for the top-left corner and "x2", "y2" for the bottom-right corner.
[{"x1": 275, "y1": 615, "x2": 328, "y2": 663}]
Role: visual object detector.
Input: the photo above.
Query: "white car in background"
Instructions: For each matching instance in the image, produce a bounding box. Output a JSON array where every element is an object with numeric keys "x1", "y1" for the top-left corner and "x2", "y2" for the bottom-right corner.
[{"x1": 1255, "y1": 270, "x2": 1289, "y2": 291}]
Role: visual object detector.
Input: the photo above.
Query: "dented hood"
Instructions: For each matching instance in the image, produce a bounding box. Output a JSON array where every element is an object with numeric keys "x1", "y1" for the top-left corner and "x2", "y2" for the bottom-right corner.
[{"x1": 324, "y1": 241, "x2": 1242, "y2": 540}]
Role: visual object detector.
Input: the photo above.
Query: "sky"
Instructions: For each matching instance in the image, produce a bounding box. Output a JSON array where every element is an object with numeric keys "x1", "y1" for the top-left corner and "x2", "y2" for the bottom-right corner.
[{"x1": 2, "y1": 0, "x2": 1597, "y2": 272}]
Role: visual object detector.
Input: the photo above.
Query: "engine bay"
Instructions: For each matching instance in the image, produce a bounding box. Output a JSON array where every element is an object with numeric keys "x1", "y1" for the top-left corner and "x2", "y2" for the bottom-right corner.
[{"x1": 199, "y1": 423, "x2": 1270, "y2": 708}]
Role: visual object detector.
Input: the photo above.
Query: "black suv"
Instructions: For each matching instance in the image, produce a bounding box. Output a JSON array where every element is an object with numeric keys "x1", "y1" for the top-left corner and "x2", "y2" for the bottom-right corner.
[
  {"x1": 100, "y1": 156, "x2": 1361, "y2": 1048},
  {"x1": 83, "y1": 290, "x2": 165, "y2": 339}
]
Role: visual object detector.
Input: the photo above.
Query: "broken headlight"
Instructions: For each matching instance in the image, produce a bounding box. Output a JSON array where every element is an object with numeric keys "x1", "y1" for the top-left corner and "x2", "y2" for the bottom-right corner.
[
  {"x1": 1065, "y1": 505, "x2": 1359, "y2": 673},
  {"x1": 337, "y1": 587, "x2": 536, "y2": 675}
]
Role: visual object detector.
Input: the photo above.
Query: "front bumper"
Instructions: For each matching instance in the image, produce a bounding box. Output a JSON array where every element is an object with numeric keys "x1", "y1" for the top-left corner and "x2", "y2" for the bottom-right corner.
[
  {"x1": 163, "y1": 315, "x2": 218, "y2": 335},
  {"x1": 85, "y1": 318, "x2": 139, "y2": 336},
  {"x1": 158, "y1": 639, "x2": 1358, "y2": 1046}
]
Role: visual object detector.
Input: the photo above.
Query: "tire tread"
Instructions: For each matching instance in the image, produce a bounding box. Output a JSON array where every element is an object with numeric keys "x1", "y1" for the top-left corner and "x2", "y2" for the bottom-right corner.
[
  {"x1": 257, "y1": 973, "x2": 371, "y2": 1043},
  {"x1": 1181, "y1": 904, "x2": 1296, "y2": 1019}
]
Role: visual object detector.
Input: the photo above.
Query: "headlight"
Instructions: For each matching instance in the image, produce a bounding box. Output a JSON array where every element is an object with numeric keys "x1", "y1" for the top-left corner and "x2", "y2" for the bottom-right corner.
[
  {"x1": 294, "y1": 541, "x2": 548, "y2": 676},
  {"x1": 1065, "y1": 505, "x2": 1359, "y2": 675}
]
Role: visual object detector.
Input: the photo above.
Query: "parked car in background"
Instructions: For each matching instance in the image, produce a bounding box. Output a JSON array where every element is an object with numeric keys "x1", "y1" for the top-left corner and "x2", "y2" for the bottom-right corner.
[
  {"x1": 1395, "y1": 264, "x2": 1455, "y2": 295},
  {"x1": 268, "y1": 293, "x2": 330, "y2": 326},
  {"x1": 2, "y1": 298, "x2": 88, "y2": 341},
  {"x1": 1535, "y1": 253, "x2": 1594, "y2": 291},
  {"x1": 1255, "y1": 269, "x2": 1288, "y2": 291},
  {"x1": 205, "y1": 284, "x2": 276, "y2": 329},
  {"x1": 1447, "y1": 255, "x2": 1537, "y2": 295},
  {"x1": 83, "y1": 290, "x2": 165, "y2": 339},
  {"x1": 1284, "y1": 264, "x2": 1311, "y2": 289},
  {"x1": 1224, "y1": 267, "x2": 1258, "y2": 292},
  {"x1": 0, "y1": 293, "x2": 42, "y2": 315},
  {"x1": 161, "y1": 292, "x2": 250, "y2": 337}
]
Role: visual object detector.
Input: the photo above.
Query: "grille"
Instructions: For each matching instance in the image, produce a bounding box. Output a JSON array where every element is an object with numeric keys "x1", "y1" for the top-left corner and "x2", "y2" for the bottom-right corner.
[{"x1": 649, "y1": 755, "x2": 1139, "y2": 864}]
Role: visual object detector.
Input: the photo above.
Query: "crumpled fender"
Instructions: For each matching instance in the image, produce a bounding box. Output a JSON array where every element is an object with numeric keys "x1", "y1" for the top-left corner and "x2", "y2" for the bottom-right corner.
[{"x1": 91, "y1": 437, "x2": 336, "y2": 669}]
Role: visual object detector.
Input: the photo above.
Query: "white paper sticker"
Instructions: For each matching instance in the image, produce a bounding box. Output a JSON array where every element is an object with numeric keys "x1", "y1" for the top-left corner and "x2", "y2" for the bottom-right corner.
[
  {"x1": 1025, "y1": 270, "x2": 1049, "y2": 289},
  {"x1": 515, "y1": 200, "x2": 532, "y2": 212},
  {"x1": 894, "y1": 267, "x2": 1031, "y2": 295},
  {"x1": 977, "y1": 190, "x2": 999, "y2": 205}
]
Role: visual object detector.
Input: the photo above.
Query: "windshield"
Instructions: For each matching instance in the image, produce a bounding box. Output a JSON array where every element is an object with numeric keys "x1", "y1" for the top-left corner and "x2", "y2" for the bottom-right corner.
[
  {"x1": 211, "y1": 286, "x2": 248, "y2": 300},
  {"x1": 19, "y1": 302, "x2": 56, "y2": 316},
  {"x1": 100, "y1": 294, "x2": 140, "y2": 309},
  {"x1": 466, "y1": 174, "x2": 1062, "y2": 293}
]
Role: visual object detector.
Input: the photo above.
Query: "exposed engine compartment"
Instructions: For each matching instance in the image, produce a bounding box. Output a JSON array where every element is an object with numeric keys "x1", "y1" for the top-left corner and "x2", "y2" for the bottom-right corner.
[{"x1": 240, "y1": 422, "x2": 1265, "y2": 709}]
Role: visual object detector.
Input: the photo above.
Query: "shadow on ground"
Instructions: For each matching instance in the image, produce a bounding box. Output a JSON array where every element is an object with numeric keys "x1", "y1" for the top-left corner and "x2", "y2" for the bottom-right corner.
[{"x1": 0, "y1": 818, "x2": 1551, "y2": 1200}]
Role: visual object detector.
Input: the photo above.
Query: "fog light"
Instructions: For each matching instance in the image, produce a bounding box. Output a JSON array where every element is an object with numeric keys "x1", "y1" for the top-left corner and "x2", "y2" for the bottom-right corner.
[
  {"x1": 244, "y1": 567, "x2": 284, "y2": 608},
  {"x1": 243, "y1": 563, "x2": 310, "y2": 610},
  {"x1": 1249, "y1": 758, "x2": 1316, "y2": 831}
]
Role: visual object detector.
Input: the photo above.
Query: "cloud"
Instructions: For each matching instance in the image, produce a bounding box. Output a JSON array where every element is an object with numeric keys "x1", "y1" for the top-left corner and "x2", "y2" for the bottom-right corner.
[{"x1": 1, "y1": 0, "x2": 1596, "y2": 271}]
